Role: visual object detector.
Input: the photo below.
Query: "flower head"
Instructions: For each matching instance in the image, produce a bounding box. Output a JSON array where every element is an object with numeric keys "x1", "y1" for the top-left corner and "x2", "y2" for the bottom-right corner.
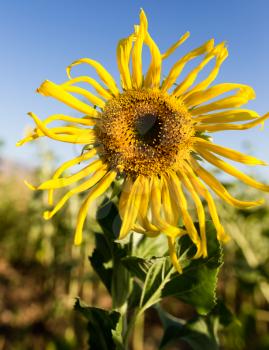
[{"x1": 18, "y1": 10, "x2": 269, "y2": 273}]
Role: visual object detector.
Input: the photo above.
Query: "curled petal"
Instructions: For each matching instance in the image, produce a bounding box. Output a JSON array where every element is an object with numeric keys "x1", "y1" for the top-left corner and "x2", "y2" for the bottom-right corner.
[
  {"x1": 62, "y1": 76, "x2": 112, "y2": 100},
  {"x1": 67, "y1": 58, "x2": 119, "y2": 96},
  {"x1": 193, "y1": 137, "x2": 267, "y2": 165},
  {"x1": 189, "y1": 158, "x2": 264, "y2": 208},
  {"x1": 161, "y1": 39, "x2": 214, "y2": 92},
  {"x1": 74, "y1": 170, "x2": 117, "y2": 245},
  {"x1": 162, "y1": 32, "x2": 190, "y2": 60}
]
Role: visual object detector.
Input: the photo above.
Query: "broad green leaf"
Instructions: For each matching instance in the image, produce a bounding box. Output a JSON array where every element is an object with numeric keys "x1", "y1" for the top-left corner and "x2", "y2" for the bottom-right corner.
[
  {"x1": 74, "y1": 298, "x2": 121, "y2": 350},
  {"x1": 89, "y1": 233, "x2": 112, "y2": 292},
  {"x1": 160, "y1": 317, "x2": 219, "y2": 350},
  {"x1": 121, "y1": 256, "x2": 154, "y2": 280},
  {"x1": 139, "y1": 256, "x2": 173, "y2": 312},
  {"x1": 162, "y1": 221, "x2": 223, "y2": 315},
  {"x1": 134, "y1": 234, "x2": 168, "y2": 258},
  {"x1": 90, "y1": 198, "x2": 131, "y2": 308}
]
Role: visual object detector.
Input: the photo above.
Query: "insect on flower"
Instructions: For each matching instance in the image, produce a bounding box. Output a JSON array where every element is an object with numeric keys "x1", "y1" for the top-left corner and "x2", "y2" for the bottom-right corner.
[{"x1": 18, "y1": 10, "x2": 269, "y2": 273}]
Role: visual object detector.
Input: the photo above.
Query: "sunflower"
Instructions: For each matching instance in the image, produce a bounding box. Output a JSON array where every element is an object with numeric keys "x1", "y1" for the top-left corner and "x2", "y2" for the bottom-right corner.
[{"x1": 18, "y1": 10, "x2": 269, "y2": 273}]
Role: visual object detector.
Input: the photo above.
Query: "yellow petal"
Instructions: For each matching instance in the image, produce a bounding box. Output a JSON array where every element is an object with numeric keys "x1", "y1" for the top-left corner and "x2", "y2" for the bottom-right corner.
[
  {"x1": 48, "y1": 148, "x2": 98, "y2": 205},
  {"x1": 118, "y1": 177, "x2": 133, "y2": 218},
  {"x1": 178, "y1": 171, "x2": 207, "y2": 257},
  {"x1": 190, "y1": 85, "x2": 255, "y2": 115},
  {"x1": 162, "y1": 32, "x2": 190, "y2": 60},
  {"x1": 162, "y1": 175, "x2": 180, "y2": 226},
  {"x1": 38, "y1": 159, "x2": 104, "y2": 190},
  {"x1": 117, "y1": 34, "x2": 134, "y2": 90},
  {"x1": 118, "y1": 176, "x2": 143, "y2": 239},
  {"x1": 184, "y1": 162, "x2": 229, "y2": 242},
  {"x1": 183, "y1": 42, "x2": 228, "y2": 99},
  {"x1": 185, "y1": 83, "x2": 255, "y2": 109},
  {"x1": 136, "y1": 176, "x2": 160, "y2": 233},
  {"x1": 132, "y1": 9, "x2": 148, "y2": 89},
  {"x1": 168, "y1": 172, "x2": 201, "y2": 254},
  {"x1": 194, "y1": 109, "x2": 259, "y2": 124},
  {"x1": 67, "y1": 58, "x2": 119, "y2": 96},
  {"x1": 167, "y1": 236, "x2": 182, "y2": 274},
  {"x1": 193, "y1": 137, "x2": 267, "y2": 165},
  {"x1": 62, "y1": 85, "x2": 105, "y2": 109},
  {"x1": 28, "y1": 112, "x2": 96, "y2": 144},
  {"x1": 189, "y1": 158, "x2": 264, "y2": 208},
  {"x1": 37, "y1": 80, "x2": 99, "y2": 117},
  {"x1": 150, "y1": 176, "x2": 184, "y2": 238},
  {"x1": 195, "y1": 112, "x2": 269, "y2": 132},
  {"x1": 143, "y1": 32, "x2": 162, "y2": 88},
  {"x1": 74, "y1": 170, "x2": 117, "y2": 245},
  {"x1": 173, "y1": 42, "x2": 228, "y2": 97},
  {"x1": 62, "y1": 76, "x2": 112, "y2": 100},
  {"x1": 43, "y1": 114, "x2": 98, "y2": 126},
  {"x1": 198, "y1": 149, "x2": 269, "y2": 192},
  {"x1": 44, "y1": 166, "x2": 108, "y2": 220},
  {"x1": 161, "y1": 39, "x2": 214, "y2": 92}
]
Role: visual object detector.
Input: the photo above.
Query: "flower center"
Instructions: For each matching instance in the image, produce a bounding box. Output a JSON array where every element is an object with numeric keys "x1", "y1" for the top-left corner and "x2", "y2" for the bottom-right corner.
[
  {"x1": 135, "y1": 113, "x2": 162, "y2": 146},
  {"x1": 97, "y1": 89, "x2": 195, "y2": 176}
]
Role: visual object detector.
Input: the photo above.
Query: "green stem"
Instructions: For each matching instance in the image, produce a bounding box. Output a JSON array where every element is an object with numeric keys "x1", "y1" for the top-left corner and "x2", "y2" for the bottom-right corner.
[{"x1": 122, "y1": 308, "x2": 144, "y2": 349}]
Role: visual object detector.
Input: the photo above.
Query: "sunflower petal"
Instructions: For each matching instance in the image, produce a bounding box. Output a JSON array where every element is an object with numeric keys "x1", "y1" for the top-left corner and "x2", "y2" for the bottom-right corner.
[
  {"x1": 118, "y1": 175, "x2": 143, "y2": 239},
  {"x1": 185, "y1": 83, "x2": 255, "y2": 109},
  {"x1": 136, "y1": 177, "x2": 160, "y2": 233},
  {"x1": 67, "y1": 58, "x2": 119, "y2": 96},
  {"x1": 38, "y1": 159, "x2": 104, "y2": 190},
  {"x1": 193, "y1": 137, "x2": 267, "y2": 165},
  {"x1": 151, "y1": 176, "x2": 184, "y2": 238},
  {"x1": 178, "y1": 171, "x2": 207, "y2": 257},
  {"x1": 37, "y1": 80, "x2": 99, "y2": 117},
  {"x1": 44, "y1": 166, "x2": 108, "y2": 220},
  {"x1": 167, "y1": 236, "x2": 182, "y2": 274},
  {"x1": 168, "y1": 172, "x2": 201, "y2": 255},
  {"x1": 161, "y1": 39, "x2": 214, "y2": 92},
  {"x1": 183, "y1": 42, "x2": 228, "y2": 98},
  {"x1": 194, "y1": 109, "x2": 259, "y2": 124},
  {"x1": 132, "y1": 9, "x2": 148, "y2": 89},
  {"x1": 198, "y1": 149, "x2": 269, "y2": 191},
  {"x1": 189, "y1": 158, "x2": 264, "y2": 208},
  {"x1": 74, "y1": 170, "x2": 117, "y2": 245},
  {"x1": 184, "y1": 162, "x2": 229, "y2": 242},
  {"x1": 62, "y1": 76, "x2": 112, "y2": 100},
  {"x1": 195, "y1": 112, "x2": 269, "y2": 132},
  {"x1": 62, "y1": 85, "x2": 105, "y2": 109},
  {"x1": 28, "y1": 112, "x2": 96, "y2": 144},
  {"x1": 173, "y1": 42, "x2": 228, "y2": 97},
  {"x1": 48, "y1": 148, "x2": 98, "y2": 205},
  {"x1": 117, "y1": 34, "x2": 135, "y2": 90},
  {"x1": 162, "y1": 32, "x2": 190, "y2": 60},
  {"x1": 144, "y1": 32, "x2": 162, "y2": 88},
  {"x1": 190, "y1": 85, "x2": 255, "y2": 115}
]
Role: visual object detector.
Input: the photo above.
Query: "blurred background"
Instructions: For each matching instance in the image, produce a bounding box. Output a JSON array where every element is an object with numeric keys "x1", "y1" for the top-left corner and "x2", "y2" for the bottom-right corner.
[{"x1": 1, "y1": 0, "x2": 269, "y2": 349}]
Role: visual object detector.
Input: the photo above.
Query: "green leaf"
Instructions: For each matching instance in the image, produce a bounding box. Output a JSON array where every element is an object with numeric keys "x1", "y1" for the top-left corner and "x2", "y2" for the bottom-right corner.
[
  {"x1": 74, "y1": 298, "x2": 121, "y2": 350},
  {"x1": 139, "y1": 256, "x2": 173, "y2": 311},
  {"x1": 121, "y1": 256, "x2": 154, "y2": 280},
  {"x1": 162, "y1": 221, "x2": 223, "y2": 315},
  {"x1": 90, "y1": 198, "x2": 131, "y2": 308},
  {"x1": 89, "y1": 233, "x2": 113, "y2": 293},
  {"x1": 134, "y1": 234, "x2": 168, "y2": 258},
  {"x1": 160, "y1": 316, "x2": 219, "y2": 350}
]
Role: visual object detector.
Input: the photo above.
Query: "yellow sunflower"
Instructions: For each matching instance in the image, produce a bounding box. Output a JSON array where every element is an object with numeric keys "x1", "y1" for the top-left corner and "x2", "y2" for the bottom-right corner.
[{"x1": 18, "y1": 10, "x2": 269, "y2": 273}]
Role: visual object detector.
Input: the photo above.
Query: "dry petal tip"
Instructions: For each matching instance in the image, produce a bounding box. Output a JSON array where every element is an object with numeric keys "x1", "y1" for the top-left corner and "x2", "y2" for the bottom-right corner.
[
  {"x1": 43, "y1": 211, "x2": 52, "y2": 220},
  {"x1": 24, "y1": 180, "x2": 37, "y2": 191}
]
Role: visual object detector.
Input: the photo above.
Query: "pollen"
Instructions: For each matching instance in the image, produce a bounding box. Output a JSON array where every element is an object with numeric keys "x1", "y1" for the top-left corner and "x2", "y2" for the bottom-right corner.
[{"x1": 97, "y1": 89, "x2": 195, "y2": 176}]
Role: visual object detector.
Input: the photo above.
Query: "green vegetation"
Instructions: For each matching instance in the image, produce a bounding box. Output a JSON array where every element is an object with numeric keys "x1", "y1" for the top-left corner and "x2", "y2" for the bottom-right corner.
[{"x1": 0, "y1": 148, "x2": 269, "y2": 349}]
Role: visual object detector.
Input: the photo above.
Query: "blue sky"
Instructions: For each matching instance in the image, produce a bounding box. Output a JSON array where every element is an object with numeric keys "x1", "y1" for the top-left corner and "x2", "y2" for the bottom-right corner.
[{"x1": 1, "y1": 0, "x2": 269, "y2": 176}]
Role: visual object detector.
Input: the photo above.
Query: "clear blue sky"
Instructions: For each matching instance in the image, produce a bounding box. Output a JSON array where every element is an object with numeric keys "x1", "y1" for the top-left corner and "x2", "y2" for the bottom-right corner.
[{"x1": 1, "y1": 0, "x2": 269, "y2": 176}]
